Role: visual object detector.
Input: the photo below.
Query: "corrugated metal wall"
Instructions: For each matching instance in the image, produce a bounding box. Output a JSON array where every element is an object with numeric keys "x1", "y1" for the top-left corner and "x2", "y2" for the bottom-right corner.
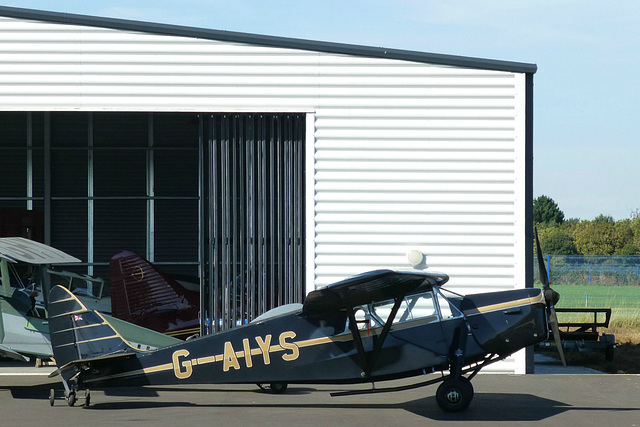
[{"x1": 0, "y1": 15, "x2": 529, "y2": 372}]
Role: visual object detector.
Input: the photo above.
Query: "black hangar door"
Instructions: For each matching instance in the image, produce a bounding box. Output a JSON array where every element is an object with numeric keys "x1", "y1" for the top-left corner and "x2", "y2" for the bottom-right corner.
[
  {"x1": 201, "y1": 114, "x2": 306, "y2": 333},
  {"x1": 56, "y1": 112, "x2": 201, "y2": 282},
  {"x1": 0, "y1": 112, "x2": 201, "y2": 282}
]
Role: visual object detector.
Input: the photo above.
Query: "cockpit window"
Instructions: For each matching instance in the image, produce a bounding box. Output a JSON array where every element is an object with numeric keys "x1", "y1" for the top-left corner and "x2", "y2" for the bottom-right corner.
[
  {"x1": 343, "y1": 289, "x2": 462, "y2": 333},
  {"x1": 369, "y1": 291, "x2": 439, "y2": 326},
  {"x1": 436, "y1": 287, "x2": 464, "y2": 319}
]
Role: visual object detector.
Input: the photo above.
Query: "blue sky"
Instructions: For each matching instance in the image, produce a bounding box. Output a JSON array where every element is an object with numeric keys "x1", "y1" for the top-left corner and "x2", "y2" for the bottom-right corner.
[{"x1": 4, "y1": 1, "x2": 640, "y2": 221}]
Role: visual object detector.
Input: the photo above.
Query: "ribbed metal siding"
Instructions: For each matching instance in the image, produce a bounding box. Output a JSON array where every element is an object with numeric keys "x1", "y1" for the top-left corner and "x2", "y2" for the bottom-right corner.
[
  {"x1": 0, "y1": 16, "x2": 528, "y2": 291},
  {"x1": 0, "y1": 16, "x2": 528, "y2": 372}
]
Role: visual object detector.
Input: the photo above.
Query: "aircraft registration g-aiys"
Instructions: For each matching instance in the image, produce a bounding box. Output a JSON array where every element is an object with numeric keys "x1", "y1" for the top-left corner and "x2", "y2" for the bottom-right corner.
[{"x1": 47, "y1": 239, "x2": 566, "y2": 413}]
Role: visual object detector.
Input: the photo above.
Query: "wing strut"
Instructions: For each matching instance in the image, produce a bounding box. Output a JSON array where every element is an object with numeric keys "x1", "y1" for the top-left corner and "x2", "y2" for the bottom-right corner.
[
  {"x1": 364, "y1": 296, "x2": 404, "y2": 376},
  {"x1": 346, "y1": 295, "x2": 406, "y2": 378},
  {"x1": 346, "y1": 306, "x2": 368, "y2": 375}
]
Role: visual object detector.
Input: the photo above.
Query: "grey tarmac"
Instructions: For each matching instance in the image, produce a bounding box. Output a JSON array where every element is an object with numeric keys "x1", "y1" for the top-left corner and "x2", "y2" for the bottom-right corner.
[{"x1": 1, "y1": 362, "x2": 639, "y2": 427}]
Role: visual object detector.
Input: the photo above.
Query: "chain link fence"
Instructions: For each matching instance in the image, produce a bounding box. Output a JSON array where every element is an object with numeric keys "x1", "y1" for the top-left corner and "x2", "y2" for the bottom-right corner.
[{"x1": 534, "y1": 255, "x2": 640, "y2": 286}]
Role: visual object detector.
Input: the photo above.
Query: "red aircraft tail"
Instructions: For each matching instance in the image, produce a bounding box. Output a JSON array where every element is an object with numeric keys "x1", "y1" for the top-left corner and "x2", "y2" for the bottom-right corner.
[{"x1": 109, "y1": 250, "x2": 200, "y2": 339}]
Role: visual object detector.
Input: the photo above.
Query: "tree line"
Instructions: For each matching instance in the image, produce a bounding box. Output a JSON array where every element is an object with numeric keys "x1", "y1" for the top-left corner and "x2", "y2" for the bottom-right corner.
[{"x1": 534, "y1": 195, "x2": 640, "y2": 255}]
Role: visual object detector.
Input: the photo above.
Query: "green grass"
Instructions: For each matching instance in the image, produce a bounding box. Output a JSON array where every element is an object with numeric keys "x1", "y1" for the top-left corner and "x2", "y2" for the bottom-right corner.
[{"x1": 537, "y1": 284, "x2": 640, "y2": 329}]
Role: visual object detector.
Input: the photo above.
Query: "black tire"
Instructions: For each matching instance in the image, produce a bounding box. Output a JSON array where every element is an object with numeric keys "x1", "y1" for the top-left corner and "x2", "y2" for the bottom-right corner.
[
  {"x1": 49, "y1": 389, "x2": 55, "y2": 407},
  {"x1": 605, "y1": 345, "x2": 615, "y2": 362},
  {"x1": 269, "y1": 382, "x2": 288, "y2": 394},
  {"x1": 85, "y1": 390, "x2": 91, "y2": 407},
  {"x1": 436, "y1": 378, "x2": 474, "y2": 412},
  {"x1": 67, "y1": 392, "x2": 76, "y2": 407}
]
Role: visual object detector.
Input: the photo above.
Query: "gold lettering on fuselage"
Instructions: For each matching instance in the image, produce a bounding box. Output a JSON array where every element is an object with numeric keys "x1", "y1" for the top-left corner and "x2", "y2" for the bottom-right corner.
[
  {"x1": 279, "y1": 331, "x2": 299, "y2": 361},
  {"x1": 255, "y1": 334, "x2": 272, "y2": 365},
  {"x1": 242, "y1": 338, "x2": 253, "y2": 368},
  {"x1": 171, "y1": 331, "x2": 301, "y2": 380},
  {"x1": 172, "y1": 349, "x2": 193, "y2": 379},
  {"x1": 223, "y1": 341, "x2": 241, "y2": 372}
]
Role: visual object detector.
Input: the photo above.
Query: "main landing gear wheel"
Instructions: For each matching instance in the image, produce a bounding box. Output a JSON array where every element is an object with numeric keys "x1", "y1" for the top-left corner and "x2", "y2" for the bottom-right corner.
[
  {"x1": 269, "y1": 382, "x2": 288, "y2": 394},
  {"x1": 49, "y1": 389, "x2": 55, "y2": 407},
  {"x1": 257, "y1": 382, "x2": 288, "y2": 394},
  {"x1": 435, "y1": 378, "x2": 474, "y2": 412}
]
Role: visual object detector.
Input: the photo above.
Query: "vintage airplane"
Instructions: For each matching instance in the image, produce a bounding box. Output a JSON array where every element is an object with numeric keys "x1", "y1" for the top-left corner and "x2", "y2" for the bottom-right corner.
[
  {"x1": 47, "y1": 234, "x2": 565, "y2": 412},
  {"x1": 0, "y1": 237, "x2": 81, "y2": 361},
  {"x1": 109, "y1": 250, "x2": 200, "y2": 340},
  {"x1": 0, "y1": 237, "x2": 108, "y2": 362}
]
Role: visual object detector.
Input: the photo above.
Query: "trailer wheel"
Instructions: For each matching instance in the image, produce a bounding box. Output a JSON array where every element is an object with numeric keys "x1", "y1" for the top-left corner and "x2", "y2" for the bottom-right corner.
[
  {"x1": 436, "y1": 378, "x2": 473, "y2": 412},
  {"x1": 605, "y1": 345, "x2": 615, "y2": 361}
]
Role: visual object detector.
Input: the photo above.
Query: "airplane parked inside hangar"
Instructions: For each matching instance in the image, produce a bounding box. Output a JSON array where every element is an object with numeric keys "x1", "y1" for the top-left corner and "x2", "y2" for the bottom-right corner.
[
  {"x1": 0, "y1": 237, "x2": 201, "y2": 363},
  {"x1": 0, "y1": 237, "x2": 108, "y2": 362},
  {"x1": 47, "y1": 232, "x2": 565, "y2": 412}
]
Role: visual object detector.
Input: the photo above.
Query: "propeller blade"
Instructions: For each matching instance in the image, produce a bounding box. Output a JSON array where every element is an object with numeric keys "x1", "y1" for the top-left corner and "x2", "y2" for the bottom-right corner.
[
  {"x1": 548, "y1": 307, "x2": 567, "y2": 367},
  {"x1": 534, "y1": 228, "x2": 549, "y2": 288},
  {"x1": 535, "y1": 228, "x2": 566, "y2": 366}
]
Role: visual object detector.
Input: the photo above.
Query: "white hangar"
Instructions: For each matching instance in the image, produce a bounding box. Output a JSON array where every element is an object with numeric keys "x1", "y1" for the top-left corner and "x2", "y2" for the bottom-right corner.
[{"x1": 0, "y1": 7, "x2": 536, "y2": 372}]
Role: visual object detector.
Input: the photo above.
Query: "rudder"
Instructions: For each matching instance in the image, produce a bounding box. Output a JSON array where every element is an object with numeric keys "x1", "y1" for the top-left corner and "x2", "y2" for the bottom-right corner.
[{"x1": 48, "y1": 285, "x2": 131, "y2": 367}]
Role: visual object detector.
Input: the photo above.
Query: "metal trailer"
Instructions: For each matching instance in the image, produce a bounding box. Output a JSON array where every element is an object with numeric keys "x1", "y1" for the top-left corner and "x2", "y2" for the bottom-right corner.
[{"x1": 537, "y1": 308, "x2": 616, "y2": 361}]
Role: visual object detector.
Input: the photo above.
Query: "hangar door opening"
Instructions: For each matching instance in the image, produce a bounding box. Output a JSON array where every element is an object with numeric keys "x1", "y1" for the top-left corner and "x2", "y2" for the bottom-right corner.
[
  {"x1": 0, "y1": 112, "x2": 306, "y2": 333},
  {"x1": 201, "y1": 114, "x2": 306, "y2": 333}
]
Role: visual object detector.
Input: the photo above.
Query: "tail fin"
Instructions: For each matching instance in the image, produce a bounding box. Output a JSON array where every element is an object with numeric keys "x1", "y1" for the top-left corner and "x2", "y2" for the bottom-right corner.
[
  {"x1": 48, "y1": 286, "x2": 181, "y2": 368},
  {"x1": 48, "y1": 285, "x2": 132, "y2": 367},
  {"x1": 109, "y1": 250, "x2": 199, "y2": 337}
]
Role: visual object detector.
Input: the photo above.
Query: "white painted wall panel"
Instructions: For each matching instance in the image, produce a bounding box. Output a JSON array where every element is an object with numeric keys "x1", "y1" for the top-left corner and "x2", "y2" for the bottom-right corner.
[{"x1": 0, "y1": 16, "x2": 530, "y2": 373}]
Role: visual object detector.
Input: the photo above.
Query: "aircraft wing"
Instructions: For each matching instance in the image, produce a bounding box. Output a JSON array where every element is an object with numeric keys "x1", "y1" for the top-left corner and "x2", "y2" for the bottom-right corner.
[
  {"x1": 0, "y1": 237, "x2": 81, "y2": 264},
  {"x1": 302, "y1": 269, "x2": 449, "y2": 315},
  {"x1": 0, "y1": 344, "x2": 30, "y2": 362}
]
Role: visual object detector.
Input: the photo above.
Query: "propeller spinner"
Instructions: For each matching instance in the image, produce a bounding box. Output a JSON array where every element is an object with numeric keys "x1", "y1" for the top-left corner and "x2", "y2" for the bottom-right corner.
[{"x1": 535, "y1": 228, "x2": 567, "y2": 367}]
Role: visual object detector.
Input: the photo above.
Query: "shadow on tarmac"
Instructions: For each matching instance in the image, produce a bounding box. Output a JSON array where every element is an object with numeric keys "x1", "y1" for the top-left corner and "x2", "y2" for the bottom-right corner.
[{"x1": 5, "y1": 383, "x2": 638, "y2": 422}]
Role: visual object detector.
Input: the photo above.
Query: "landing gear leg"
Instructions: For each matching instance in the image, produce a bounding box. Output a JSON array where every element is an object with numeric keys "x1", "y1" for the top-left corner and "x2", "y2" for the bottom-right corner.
[
  {"x1": 49, "y1": 373, "x2": 90, "y2": 407},
  {"x1": 436, "y1": 324, "x2": 474, "y2": 412}
]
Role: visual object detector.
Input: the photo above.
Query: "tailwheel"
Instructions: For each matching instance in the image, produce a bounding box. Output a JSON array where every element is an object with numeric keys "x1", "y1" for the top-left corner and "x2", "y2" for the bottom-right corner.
[
  {"x1": 67, "y1": 391, "x2": 76, "y2": 407},
  {"x1": 436, "y1": 378, "x2": 474, "y2": 412}
]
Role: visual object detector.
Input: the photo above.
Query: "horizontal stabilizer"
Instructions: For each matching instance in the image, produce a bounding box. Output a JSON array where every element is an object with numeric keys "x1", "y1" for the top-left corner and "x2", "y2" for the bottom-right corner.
[{"x1": 49, "y1": 352, "x2": 137, "y2": 379}]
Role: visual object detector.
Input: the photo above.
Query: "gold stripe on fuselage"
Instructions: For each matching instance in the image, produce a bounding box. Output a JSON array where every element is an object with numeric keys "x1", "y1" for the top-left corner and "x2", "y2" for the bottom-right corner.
[{"x1": 463, "y1": 292, "x2": 545, "y2": 316}]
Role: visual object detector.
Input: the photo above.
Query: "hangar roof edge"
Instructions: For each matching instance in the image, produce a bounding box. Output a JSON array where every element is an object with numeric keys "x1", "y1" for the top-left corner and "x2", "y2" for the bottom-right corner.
[{"x1": 0, "y1": 6, "x2": 537, "y2": 74}]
